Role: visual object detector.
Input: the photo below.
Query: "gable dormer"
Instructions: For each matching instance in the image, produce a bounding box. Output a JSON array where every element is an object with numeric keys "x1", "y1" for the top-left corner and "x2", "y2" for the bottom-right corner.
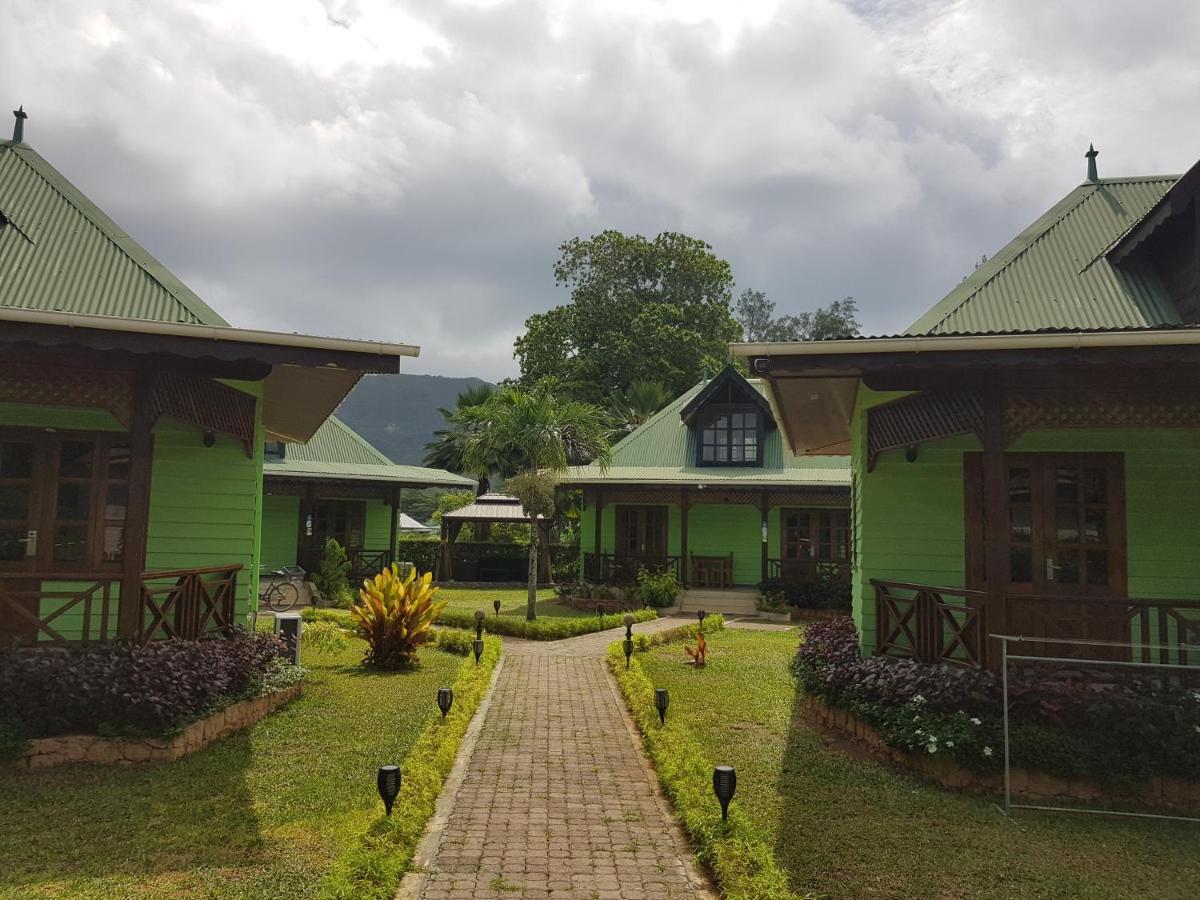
[{"x1": 679, "y1": 366, "x2": 776, "y2": 467}]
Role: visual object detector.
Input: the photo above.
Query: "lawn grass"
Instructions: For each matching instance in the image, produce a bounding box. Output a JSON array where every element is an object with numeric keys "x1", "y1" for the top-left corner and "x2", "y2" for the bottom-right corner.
[
  {"x1": 435, "y1": 585, "x2": 586, "y2": 619},
  {"x1": 0, "y1": 637, "x2": 464, "y2": 898},
  {"x1": 637, "y1": 628, "x2": 1200, "y2": 900}
]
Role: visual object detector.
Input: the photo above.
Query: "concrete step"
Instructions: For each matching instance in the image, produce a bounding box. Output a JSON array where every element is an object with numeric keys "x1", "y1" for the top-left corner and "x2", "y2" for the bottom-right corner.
[{"x1": 678, "y1": 588, "x2": 760, "y2": 615}]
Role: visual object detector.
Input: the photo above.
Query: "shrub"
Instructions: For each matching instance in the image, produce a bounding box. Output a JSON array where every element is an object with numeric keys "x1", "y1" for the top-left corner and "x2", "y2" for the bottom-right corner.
[
  {"x1": 349, "y1": 566, "x2": 447, "y2": 669},
  {"x1": 432, "y1": 628, "x2": 476, "y2": 656},
  {"x1": 794, "y1": 617, "x2": 1200, "y2": 782},
  {"x1": 314, "y1": 538, "x2": 353, "y2": 607},
  {"x1": 0, "y1": 630, "x2": 287, "y2": 738},
  {"x1": 759, "y1": 571, "x2": 851, "y2": 611},
  {"x1": 636, "y1": 567, "x2": 681, "y2": 608},
  {"x1": 0, "y1": 718, "x2": 29, "y2": 760},
  {"x1": 301, "y1": 607, "x2": 349, "y2": 625},
  {"x1": 304, "y1": 620, "x2": 350, "y2": 655},
  {"x1": 634, "y1": 613, "x2": 725, "y2": 652},
  {"x1": 437, "y1": 607, "x2": 657, "y2": 641}
]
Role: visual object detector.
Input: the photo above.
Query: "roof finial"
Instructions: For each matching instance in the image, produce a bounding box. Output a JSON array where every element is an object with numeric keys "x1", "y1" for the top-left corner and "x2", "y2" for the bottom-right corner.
[
  {"x1": 1085, "y1": 143, "x2": 1099, "y2": 183},
  {"x1": 11, "y1": 106, "x2": 27, "y2": 144}
]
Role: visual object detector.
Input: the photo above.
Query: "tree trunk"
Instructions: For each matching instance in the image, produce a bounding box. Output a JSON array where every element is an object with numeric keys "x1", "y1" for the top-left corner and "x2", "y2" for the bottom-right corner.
[{"x1": 527, "y1": 538, "x2": 538, "y2": 621}]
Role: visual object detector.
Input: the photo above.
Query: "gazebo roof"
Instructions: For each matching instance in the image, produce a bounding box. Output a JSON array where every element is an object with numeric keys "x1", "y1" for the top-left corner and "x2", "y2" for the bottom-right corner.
[{"x1": 441, "y1": 493, "x2": 545, "y2": 522}]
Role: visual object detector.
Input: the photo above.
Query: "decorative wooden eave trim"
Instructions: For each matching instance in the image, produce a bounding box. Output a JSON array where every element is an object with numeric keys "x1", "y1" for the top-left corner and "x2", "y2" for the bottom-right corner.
[
  {"x1": 0, "y1": 365, "x2": 133, "y2": 427},
  {"x1": 867, "y1": 389, "x2": 984, "y2": 471},
  {"x1": 1006, "y1": 390, "x2": 1200, "y2": 440},
  {"x1": 679, "y1": 365, "x2": 777, "y2": 428},
  {"x1": 150, "y1": 373, "x2": 257, "y2": 457}
]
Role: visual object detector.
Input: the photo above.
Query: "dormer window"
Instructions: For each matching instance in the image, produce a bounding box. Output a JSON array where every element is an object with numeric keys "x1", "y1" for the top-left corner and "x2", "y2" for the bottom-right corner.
[
  {"x1": 264, "y1": 441, "x2": 287, "y2": 460},
  {"x1": 699, "y1": 409, "x2": 760, "y2": 465}
]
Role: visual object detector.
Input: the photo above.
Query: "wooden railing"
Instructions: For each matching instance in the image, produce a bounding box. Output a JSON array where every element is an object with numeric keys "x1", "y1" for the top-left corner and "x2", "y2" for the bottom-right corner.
[
  {"x1": 769, "y1": 558, "x2": 852, "y2": 584},
  {"x1": 346, "y1": 548, "x2": 394, "y2": 584},
  {"x1": 583, "y1": 553, "x2": 682, "y2": 585},
  {"x1": 0, "y1": 565, "x2": 241, "y2": 647},
  {"x1": 691, "y1": 554, "x2": 733, "y2": 588},
  {"x1": 873, "y1": 579, "x2": 988, "y2": 667},
  {"x1": 873, "y1": 579, "x2": 1200, "y2": 669}
]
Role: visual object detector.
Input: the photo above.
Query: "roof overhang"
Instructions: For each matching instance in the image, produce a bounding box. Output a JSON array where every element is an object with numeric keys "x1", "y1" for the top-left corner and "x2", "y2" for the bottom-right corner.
[
  {"x1": 0, "y1": 307, "x2": 419, "y2": 443},
  {"x1": 262, "y1": 465, "x2": 474, "y2": 489},
  {"x1": 732, "y1": 328, "x2": 1200, "y2": 455}
]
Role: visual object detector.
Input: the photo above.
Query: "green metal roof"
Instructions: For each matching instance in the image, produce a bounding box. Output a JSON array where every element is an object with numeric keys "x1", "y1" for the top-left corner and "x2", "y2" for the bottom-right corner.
[
  {"x1": 264, "y1": 416, "x2": 473, "y2": 488},
  {"x1": 908, "y1": 176, "x2": 1182, "y2": 336},
  {"x1": 562, "y1": 379, "x2": 849, "y2": 487},
  {"x1": 0, "y1": 138, "x2": 227, "y2": 325}
]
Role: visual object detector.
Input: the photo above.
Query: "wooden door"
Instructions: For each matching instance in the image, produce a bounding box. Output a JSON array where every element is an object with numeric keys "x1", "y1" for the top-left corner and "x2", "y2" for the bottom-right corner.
[
  {"x1": 615, "y1": 506, "x2": 668, "y2": 559},
  {"x1": 967, "y1": 453, "x2": 1127, "y2": 652}
]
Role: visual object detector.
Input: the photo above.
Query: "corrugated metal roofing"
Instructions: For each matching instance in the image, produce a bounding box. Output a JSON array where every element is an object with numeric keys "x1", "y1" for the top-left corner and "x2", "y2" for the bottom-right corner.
[
  {"x1": 264, "y1": 416, "x2": 474, "y2": 487},
  {"x1": 443, "y1": 493, "x2": 546, "y2": 521},
  {"x1": 0, "y1": 138, "x2": 227, "y2": 325},
  {"x1": 562, "y1": 379, "x2": 850, "y2": 486},
  {"x1": 908, "y1": 177, "x2": 1182, "y2": 336}
]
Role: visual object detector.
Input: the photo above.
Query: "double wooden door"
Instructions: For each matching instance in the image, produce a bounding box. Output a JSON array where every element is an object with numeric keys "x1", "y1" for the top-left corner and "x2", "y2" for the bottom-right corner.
[{"x1": 615, "y1": 506, "x2": 668, "y2": 560}]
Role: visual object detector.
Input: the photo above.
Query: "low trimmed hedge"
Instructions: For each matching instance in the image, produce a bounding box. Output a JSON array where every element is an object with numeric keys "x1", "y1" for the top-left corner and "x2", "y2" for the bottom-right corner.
[
  {"x1": 438, "y1": 607, "x2": 657, "y2": 641},
  {"x1": 0, "y1": 630, "x2": 288, "y2": 741},
  {"x1": 795, "y1": 617, "x2": 1200, "y2": 783},
  {"x1": 607, "y1": 636, "x2": 798, "y2": 900},
  {"x1": 632, "y1": 613, "x2": 726, "y2": 652},
  {"x1": 321, "y1": 634, "x2": 502, "y2": 898}
]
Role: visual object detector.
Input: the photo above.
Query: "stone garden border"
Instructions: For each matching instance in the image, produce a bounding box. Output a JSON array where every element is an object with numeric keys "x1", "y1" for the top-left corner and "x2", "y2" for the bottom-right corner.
[
  {"x1": 13, "y1": 684, "x2": 302, "y2": 769},
  {"x1": 806, "y1": 695, "x2": 1200, "y2": 815}
]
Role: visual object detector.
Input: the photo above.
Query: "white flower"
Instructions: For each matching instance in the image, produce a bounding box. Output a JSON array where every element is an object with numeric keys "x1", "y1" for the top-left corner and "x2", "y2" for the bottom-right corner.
[
  {"x1": 983, "y1": 746, "x2": 994, "y2": 757},
  {"x1": 911, "y1": 694, "x2": 926, "y2": 706},
  {"x1": 946, "y1": 741, "x2": 955, "y2": 748},
  {"x1": 926, "y1": 742, "x2": 938, "y2": 754},
  {"x1": 1194, "y1": 723, "x2": 1199, "y2": 734},
  {"x1": 970, "y1": 717, "x2": 981, "y2": 726}
]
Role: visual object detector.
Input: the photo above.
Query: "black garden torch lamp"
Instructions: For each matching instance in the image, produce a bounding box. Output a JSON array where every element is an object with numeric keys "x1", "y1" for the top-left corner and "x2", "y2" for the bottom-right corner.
[
  {"x1": 377, "y1": 764, "x2": 402, "y2": 816},
  {"x1": 473, "y1": 638, "x2": 484, "y2": 665},
  {"x1": 474, "y1": 608, "x2": 485, "y2": 639},
  {"x1": 697, "y1": 609, "x2": 707, "y2": 626},
  {"x1": 437, "y1": 687, "x2": 453, "y2": 719},
  {"x1": 655, "y1": 688, "x2": 669, "y2": 725},
  {"x1": 493, "y1": 598, "x2": 502, "y2": 618},
  {"x1": 712, "y1": 765, "x2": 736, "y2": 822},
  {"x1": 623, "y1": 613, "x2": 634, "y2": 669},
  {"x1": 596, "y1": 603, "x2": 604, "y2": 621}
]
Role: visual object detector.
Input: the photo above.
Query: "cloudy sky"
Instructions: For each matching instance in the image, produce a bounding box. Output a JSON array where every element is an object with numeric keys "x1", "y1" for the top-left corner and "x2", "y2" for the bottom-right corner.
[{"x1": 5, "y1": 0, "x2": 1200, "y2": 380}]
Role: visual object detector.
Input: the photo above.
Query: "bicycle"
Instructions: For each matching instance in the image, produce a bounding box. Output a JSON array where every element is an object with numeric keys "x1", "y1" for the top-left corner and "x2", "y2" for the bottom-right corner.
[{"x1": 259, "y1": 565, "x2": 304, "y2": 613}]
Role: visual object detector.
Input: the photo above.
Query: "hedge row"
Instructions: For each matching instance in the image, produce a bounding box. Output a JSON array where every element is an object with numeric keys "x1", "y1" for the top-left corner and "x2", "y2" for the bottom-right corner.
[
  {"x1": 607, "y1": 636, "x2": 798, "y2": 900},
  {"x1": 439, "y1": 607, "x2": 657, "y2": 641},
  {"x1": 321, "y1": 634, "x2": 503, "y2": 898}
]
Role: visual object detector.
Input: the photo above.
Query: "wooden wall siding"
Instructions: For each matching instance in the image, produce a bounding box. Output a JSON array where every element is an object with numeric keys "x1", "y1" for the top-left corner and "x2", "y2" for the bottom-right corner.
[
  {"x1": 852, "y1": 385, "x2": 1200, "y2": 654},
  {"x1": 364, "y1": 499, "x2": 396, "y2": 554},
  {"x1": 686, "y1": 504, "x2": 760, "y2": 585},
  {"x1": 260, "y1": 494, "x2": 300, "y2": 572}
]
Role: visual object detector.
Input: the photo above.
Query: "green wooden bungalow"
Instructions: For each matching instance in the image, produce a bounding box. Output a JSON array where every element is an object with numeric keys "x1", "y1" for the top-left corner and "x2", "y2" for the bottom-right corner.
[
  {"x1": 261, "y1": 414, "x2": 471, "y2": 582},
  {"x1": 735, "y1": 149, "x2": 1200, "y2": 669},
  {"x1": 562, "y1": 367, "x2": 850, "y2": 611},
  {"x1": 0, "y1": 113, "x2": 415, "y2": 646}
]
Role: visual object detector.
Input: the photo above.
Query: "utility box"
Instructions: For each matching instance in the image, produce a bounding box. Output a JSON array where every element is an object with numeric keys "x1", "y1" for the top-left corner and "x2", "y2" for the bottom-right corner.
[{"x1": 274, "y1": 613, "x2": 303, "y2": 665}]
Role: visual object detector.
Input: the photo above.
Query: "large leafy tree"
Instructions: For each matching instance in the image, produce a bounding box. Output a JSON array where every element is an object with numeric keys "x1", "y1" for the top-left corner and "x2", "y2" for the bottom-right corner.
[
  {"x1": 460, "y1": 383, "x2": 611, "y2": 620},
  {"x1": 609, "y1": 379, "x2": 673, "y2": 439},
  {"x1": 734, "y1": 290, "x2": 861, "y2": 342},
  {"x1": 515, "y1": 231, "x2": 741, "y2": 405}
]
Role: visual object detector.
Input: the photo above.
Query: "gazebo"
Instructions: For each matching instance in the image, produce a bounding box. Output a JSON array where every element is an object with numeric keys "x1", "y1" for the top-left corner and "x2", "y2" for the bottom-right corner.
[{"x1": 437, "y1": 494, "x2": 552, "y2": 583}]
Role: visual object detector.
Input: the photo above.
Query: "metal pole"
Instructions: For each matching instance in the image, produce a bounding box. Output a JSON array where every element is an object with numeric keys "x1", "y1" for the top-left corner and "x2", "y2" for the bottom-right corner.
[{"x1": 1001, "y1": 635, "x2": 1011, "y2": 817}]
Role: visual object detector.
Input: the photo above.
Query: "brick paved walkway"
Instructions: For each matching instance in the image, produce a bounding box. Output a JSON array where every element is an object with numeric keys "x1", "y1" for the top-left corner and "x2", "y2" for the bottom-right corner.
[{"x1": 410, "y1": 619, "x2": 714, "y2": 899}]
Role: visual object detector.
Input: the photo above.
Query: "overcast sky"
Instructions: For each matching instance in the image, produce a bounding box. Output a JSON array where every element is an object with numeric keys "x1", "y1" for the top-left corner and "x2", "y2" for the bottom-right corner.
[{"x1": 5, "y1": 1, "x2": 1200, "y2": 380}]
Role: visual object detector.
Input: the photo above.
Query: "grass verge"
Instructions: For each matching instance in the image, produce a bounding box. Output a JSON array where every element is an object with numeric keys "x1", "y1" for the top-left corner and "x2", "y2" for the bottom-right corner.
[
  {"x1": 639, "y1": 628, "x2": 1200, "y2": 899},
  {"x1": 320, "y1": 634, "x2": 501, "y2": 898},
  {"x1": 0, "y1": 638, "x2": 474, "y2": 898},
  {"x1": 606, "y1": 627, "x2": 798, "y2": 900},
  {"x1": 443, "y1": 606, "x2": 657, "y2": 640}
]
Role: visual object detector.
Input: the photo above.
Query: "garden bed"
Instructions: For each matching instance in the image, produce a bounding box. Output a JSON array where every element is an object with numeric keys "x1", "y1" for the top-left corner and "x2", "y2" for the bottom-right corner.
[{"x1": 14, "y1": 684, "x2": 302, "y2": 769}]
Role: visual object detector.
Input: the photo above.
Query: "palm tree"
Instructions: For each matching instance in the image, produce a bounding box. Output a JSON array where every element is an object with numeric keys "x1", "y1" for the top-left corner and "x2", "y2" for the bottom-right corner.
[
  {"x1": 423, "y1": 383, "x2": 519, "y2": 476},
  {"x1": 610, "y1": 380, "x2": 672, "y2": 438},
  {"x1": 460, "y1": 383, "x2": 611, "y2": 620}
]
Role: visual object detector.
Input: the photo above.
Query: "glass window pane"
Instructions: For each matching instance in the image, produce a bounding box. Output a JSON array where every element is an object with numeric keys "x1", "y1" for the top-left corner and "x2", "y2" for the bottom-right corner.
[
  {"x1": 105, "y1": 484, "x2": 128, "y2": 520},
  {"x1": 0, "y1": 485, "x2": 29, "y2": 519},
  {"x1": 745, "y1": 413, "x2": 757, "y2": 428},
  {"x1": 702, "y1": 446, "x2": 714, "y2": 461},
  {"x1": 1086, "y1": 551, "x2": 1108, "y2": 586},
  {"x1": 731, "y1": 413, "x2": 743, "y2": 428},
  {"x1": 702, "y1": 429, "x2": 714, "y2": 444},
  {"x1": 716, "y1": 431, "x2": 727, "y2": 445},
  {"x1": 1083, "y1": 508, "x2": 1106, "y2": 544},
  {"x1": 0, "y1": 526, "x2": 27, "y2": 562},
  {"x1": 1055, "y1": 467, "x2": 1079, "y2": 503},
  {"x1": 1084, "y1": 468, "x2": 1106, "y2": 504},
  {"x1": 745, "y1": 444, "x2": 757, "y2": 462},
  {"x1": 1008, "y1": 468, "x2": 1031, "y2": 502},
  {"x1": 731, "y1": 444, "x2": 743, "y2": 462},
  {"x1": 53, "y1": 525, "x2": 88, "y2": 563},
  {"x1": 1009, "y1": 505, "x2": 1031, "y2": 541},
  {"x1": 0, "y1": 442, "x2": 33, "y2": 479},
  {"x1": 56, "y1": 482, "x2": 90, "y2": 520},
  {"x1": 714, "y1": 415, "x2": 728, "y2": 429},
  {"x1": 59, "y1": 441, "x2": 94, "y2": 478},
  {"x1": 1010, "y1": 547, "x2": 1032, "y2": 582},
  {"x1": 1057, "y1": 553, "x2": 1080, "y2": 584},
  {"x1": 103, "y1": 525, "x2": 124, "y2": 562},
  {"x1": 107, "y1": 443, "x2": 131, "y2": 480},
  {"x1": 1055, "y1": 506, "x2": 1080, "y2": 543}
]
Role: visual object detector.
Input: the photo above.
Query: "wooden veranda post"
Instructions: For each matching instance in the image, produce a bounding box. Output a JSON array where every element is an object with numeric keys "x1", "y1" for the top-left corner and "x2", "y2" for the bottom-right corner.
[
  {"x1": 388, "y1": 486, "x2": 400, "y2": 565},
  {"x1": 118, "y1": 370, "x2": 154, "y2": 640},
  {"x1": 680, "y1": 487, "x2": 689, "y2": 587},
  {"x1": 981, "y1": 388, "x2": 1009, "y2": 665},
  {"x1": 760, "y1": 488, "x2": 769, "y2": 584},
  {"x1": 593, "y1": 488, "x2": 604, "y2": 579}
]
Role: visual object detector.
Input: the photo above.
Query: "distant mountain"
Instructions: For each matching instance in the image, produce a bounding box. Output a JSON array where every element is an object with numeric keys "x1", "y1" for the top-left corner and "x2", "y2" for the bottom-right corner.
[{"x1": 335, "y1": 373, "x2": 493, "y2": 465}]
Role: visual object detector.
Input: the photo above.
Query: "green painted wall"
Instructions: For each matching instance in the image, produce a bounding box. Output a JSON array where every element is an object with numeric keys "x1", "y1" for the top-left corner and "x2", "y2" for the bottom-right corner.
[
  {"x1": 2, "y1": 384, "x2": 264, "y2": 639},
  {"x1": 364, "y1": 499, "x2": 396, "y2": 552},
  {"x1": 852, "y1": 386, "x2": 1200, "y2": 652},
  {"x1": 261, "y1": 494, "x2": 300, "y2": 571}
]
